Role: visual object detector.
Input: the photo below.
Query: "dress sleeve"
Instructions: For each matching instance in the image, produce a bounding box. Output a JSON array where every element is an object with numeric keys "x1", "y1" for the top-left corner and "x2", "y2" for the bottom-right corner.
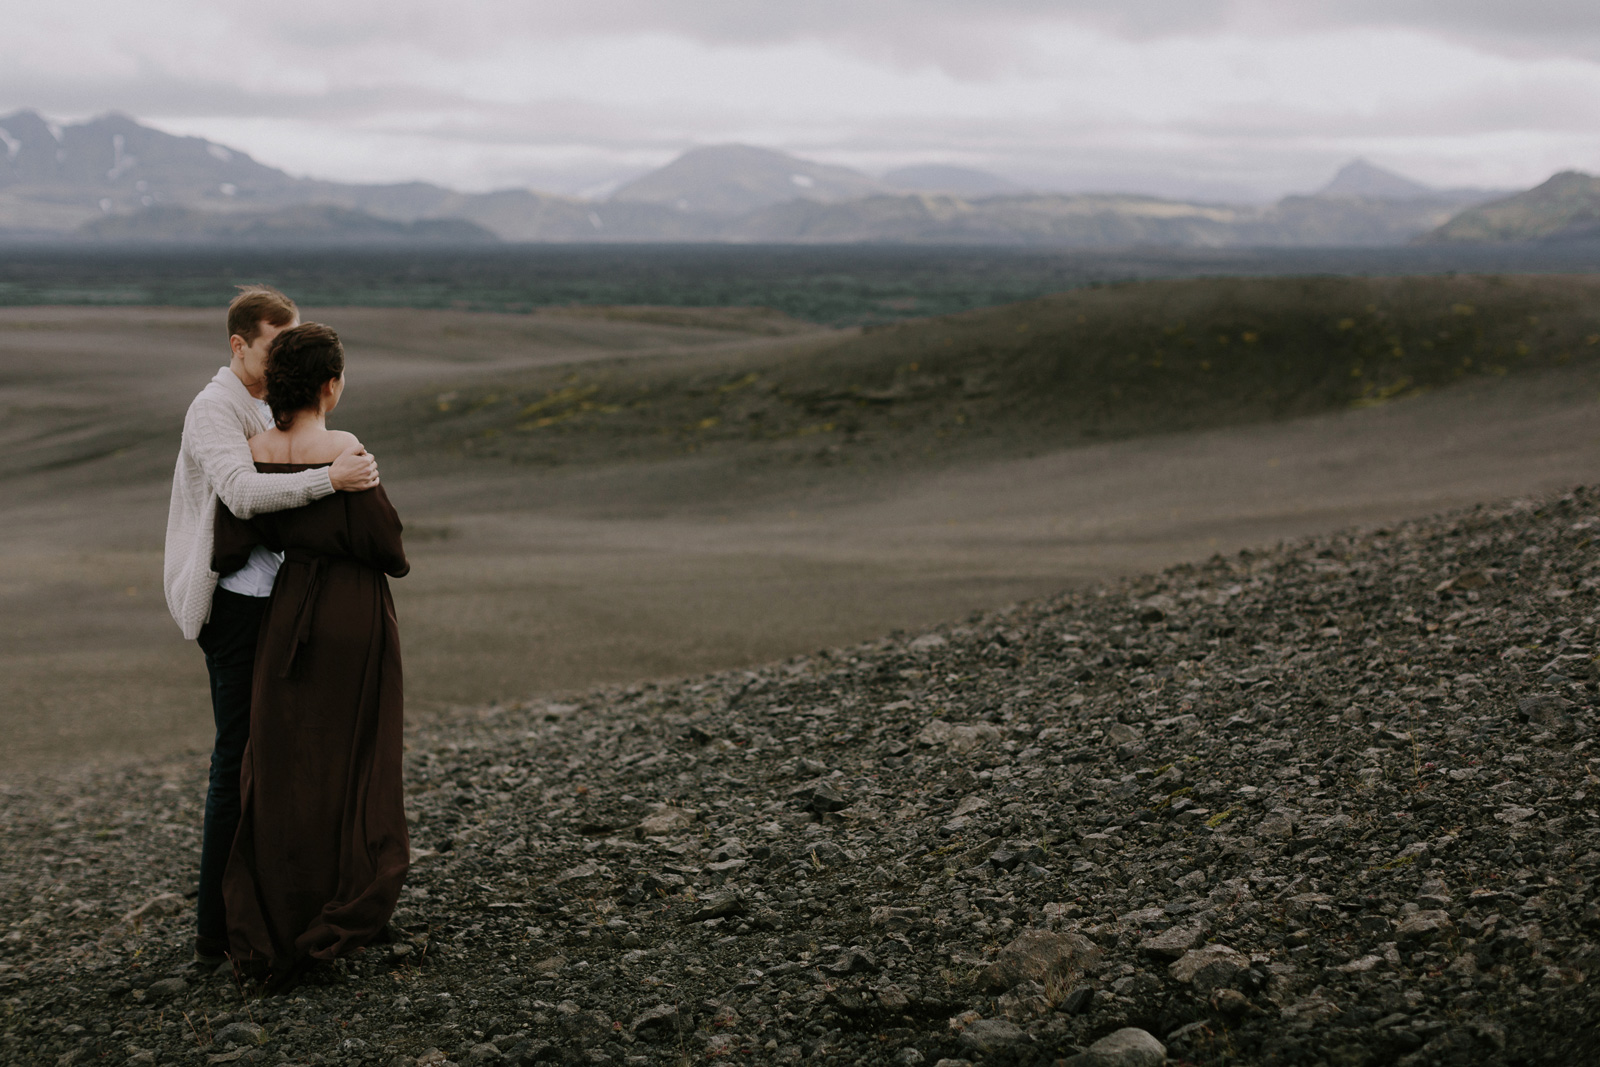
[
  {"x1": 212, "y1": 504, "x2": 260, "y2": 576},
  {"x1": 345, "y1": 485, "x2": 410, "y2": 578}
]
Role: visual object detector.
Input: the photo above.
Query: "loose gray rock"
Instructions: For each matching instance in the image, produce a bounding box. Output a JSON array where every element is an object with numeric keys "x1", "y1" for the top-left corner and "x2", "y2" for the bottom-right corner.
[
  {"x1": 958, "y1": 1018, "x2": 1030, "y2": 1054},
  {"x1": 122, "y1": 893, "x2": 185, "y2": 924},
  {"x1": 981, "y1": 930, "x2": 1101, "y2": 991},
  {"x1": 631, "y1": 1003, "x2": 685, "y2": 1035},
  {"x1": 1395, "y1": 909, "x2": 1456, "y2": 944},
  {"x1": 1256, "y1": 811, "x2": 1295, "y2": 839},
  {"x1": 1138, "y1": 925, "x2": 1206, "y2": 960},
  {"x1": 144, "y1": 977, "x2": 187, "y2": 999},
  {"x1": 1168, "y1": 944, "x2": 1249, "y2": 987},
  {"x1": 1280, "y1": 995, "x2": 1342, "y2": 1023},
  {"x1": 1211, "y1": 989, "x2": 1254, "y2": 1017},
  {"x1": 824, "y1": 947, "x2": 878, "y2": 975},
  {"x1": 1517, "y1": 695, "x2": 1575, "y2": 733},
  {"x1": 637, "y1": 804, "x2": 696, "y2": 835},
  {"x1": 808, "y1": 782, "x2": 849, "y2": 813},
  {"x1": 213, "y1": 1021, "x2": 267, "y2": 1047},
  {"x1": 1062, "y1": 1027, "x2": 1167, "y2": 1067},
  {"x1": 681, "y1": 890, "x2": 744, "y2": 922},
  {"x1": 916, "y1": 719, "x2": 1001, "y2": 753}
]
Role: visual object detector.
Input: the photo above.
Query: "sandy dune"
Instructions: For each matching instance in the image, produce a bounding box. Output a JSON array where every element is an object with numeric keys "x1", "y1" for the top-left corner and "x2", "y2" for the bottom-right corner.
[{"x1": 3, "y1": 304, "x2": 1599, "y2": 773}]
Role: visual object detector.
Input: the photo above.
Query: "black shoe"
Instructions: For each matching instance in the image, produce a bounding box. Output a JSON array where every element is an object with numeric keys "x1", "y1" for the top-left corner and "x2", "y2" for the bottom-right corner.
[{"x1": 193, "y1": 935, "x2": 229, "y2": 965}]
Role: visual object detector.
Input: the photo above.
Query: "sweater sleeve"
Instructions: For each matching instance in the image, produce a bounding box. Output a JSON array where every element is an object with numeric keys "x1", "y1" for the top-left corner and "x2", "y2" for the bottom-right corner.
[{"x1": 186, "y1": 397, "x2": 334, "y2": 519}]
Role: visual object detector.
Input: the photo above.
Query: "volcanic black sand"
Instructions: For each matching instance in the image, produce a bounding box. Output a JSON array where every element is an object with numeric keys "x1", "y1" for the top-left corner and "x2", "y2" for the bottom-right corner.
[
  {"x1": 3, "y1": 485, "x2": 1598, "y2": 1066},
  {"x1": 5, "y1": 275, "x2": 1600, "y2": 772}
]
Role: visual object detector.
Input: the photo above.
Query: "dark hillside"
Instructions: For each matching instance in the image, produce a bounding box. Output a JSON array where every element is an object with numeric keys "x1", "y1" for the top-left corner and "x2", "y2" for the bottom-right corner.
[{"x1": 390, "y1": 275, "x2": 1600, "y2": 474}]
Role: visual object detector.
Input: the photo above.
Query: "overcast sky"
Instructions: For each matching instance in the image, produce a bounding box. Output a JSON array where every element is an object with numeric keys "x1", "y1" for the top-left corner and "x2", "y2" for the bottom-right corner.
[{"x1": 5, "y1": 1, "x2": 1599, "y2": 201}]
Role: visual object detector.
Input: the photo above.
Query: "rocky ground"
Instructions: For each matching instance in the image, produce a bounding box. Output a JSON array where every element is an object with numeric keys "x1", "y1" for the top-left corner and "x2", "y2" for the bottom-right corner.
[{"x1": 5, "y1": 486, "x2": 1600, "y2": 1067}]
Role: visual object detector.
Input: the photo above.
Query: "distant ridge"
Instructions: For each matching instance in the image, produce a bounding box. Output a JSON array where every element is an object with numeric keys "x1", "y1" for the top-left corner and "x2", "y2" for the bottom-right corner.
[
  {"x1": 0, "y1": 111, "x2": 1549, "y2": 247},
  {"x1": 608, "y1": 144, "x2": 887, "y2": 215},
  {"x1": 1314, "y1": 158, "x2": 1508, "y2": 208},
  {"x1": 1318, "y1": 159, "x2": 1437, "y2": 200},
  {"x1": 1417, "y1": 171, "x2": 1600, "y2": 243},
  {"x1": 0, "y1": 109, "x2": 576, "y2": 242},
  {"x1": 0, "y1": 109, "x2": 293, "y2": 199}
]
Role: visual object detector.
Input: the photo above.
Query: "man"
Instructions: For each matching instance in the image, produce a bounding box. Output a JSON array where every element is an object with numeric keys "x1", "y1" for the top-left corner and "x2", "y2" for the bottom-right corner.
[{"x1": 163, "y1": 285, "x2": 380, "y2": 964}]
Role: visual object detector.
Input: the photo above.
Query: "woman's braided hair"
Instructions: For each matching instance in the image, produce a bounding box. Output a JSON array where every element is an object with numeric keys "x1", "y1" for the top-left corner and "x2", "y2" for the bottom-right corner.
[{"x1": 265, "y1": 322, "x2": 344, "y2": 431}]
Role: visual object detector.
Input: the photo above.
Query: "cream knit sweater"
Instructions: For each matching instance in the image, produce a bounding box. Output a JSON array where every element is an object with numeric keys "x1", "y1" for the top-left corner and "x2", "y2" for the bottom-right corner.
[{"x1": 163, "y1": 367, "x2": 334, "y2": 639}]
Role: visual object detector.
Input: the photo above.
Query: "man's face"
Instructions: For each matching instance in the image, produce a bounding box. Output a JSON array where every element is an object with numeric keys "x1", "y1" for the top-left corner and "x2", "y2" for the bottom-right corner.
[{"x1": 230, "y1": 317, "x2": 298, "y2": 389}]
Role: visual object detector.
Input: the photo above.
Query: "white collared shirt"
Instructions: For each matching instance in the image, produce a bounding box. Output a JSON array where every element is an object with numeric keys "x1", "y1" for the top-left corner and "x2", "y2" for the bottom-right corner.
[{"x1": 216, "y1": 400, "x2": 286, "y2": 597}]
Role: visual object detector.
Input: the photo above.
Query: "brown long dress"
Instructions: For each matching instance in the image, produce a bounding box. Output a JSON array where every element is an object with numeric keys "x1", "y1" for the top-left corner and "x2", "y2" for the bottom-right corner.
[{"x1": 212, "y1": 463, "x2": 410, "y2": 979}]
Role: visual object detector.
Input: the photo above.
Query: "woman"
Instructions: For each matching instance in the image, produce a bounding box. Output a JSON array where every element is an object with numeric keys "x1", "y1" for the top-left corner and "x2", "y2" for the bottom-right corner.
[{"x1": 212, "y1": 322, "x2": 409, "y2": 985}]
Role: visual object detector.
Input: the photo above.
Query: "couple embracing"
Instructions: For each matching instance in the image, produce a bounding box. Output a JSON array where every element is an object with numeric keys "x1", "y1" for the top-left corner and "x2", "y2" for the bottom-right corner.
[{"x1": 163, "y1": 285, "x2": 410, "y2": 986}]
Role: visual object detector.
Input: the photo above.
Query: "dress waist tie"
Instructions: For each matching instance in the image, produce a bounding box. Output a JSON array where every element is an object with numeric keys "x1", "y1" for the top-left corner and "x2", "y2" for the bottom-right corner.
[{"x1": 279, "y1": 548, "x2": 328, "y2": 680}]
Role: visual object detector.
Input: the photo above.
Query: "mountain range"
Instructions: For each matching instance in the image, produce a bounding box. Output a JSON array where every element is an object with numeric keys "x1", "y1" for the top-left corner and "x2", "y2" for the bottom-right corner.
[
  {"x1": 0, "y1": 110, "x2": 1551, "y2": 247},
  {"x1": 1417, "y1": 171, "x2": 1600, "y2": 244}
]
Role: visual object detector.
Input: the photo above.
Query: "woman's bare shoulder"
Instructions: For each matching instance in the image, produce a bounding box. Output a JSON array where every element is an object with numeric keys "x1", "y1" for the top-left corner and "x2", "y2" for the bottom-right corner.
[
  {"x1": 248, "y1": 428, "x2": 361, "y2": 465},
  {"x1": 248, "y1": 429, "x2": 288, "y2": 463},
  {"x1": 326, "y1": 430, "x2": 363, "y2": 452}
]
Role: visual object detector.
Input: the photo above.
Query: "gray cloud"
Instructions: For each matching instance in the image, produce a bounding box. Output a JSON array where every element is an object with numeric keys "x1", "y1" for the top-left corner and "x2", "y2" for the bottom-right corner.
[
  {"x1": 0, "y1": 76, "x2": 461, "y2": 126},
  {"x1": 1183, "y1": 76, "x2": 1600, "y2": 143},
  {"x1": 245, "y1": 0, "x2": 1600, "y2": 69},
  {"x1": 2, "y1": 1, "x2": 1597, "y2": 198},
  {"x1": 1245, "y1": 1, "x2": 1600, "y2": 59}
]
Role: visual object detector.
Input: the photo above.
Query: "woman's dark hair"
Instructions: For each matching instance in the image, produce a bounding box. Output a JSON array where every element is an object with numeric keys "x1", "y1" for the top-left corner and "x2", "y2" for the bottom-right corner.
[{"x1": 265, "y1": 322, "x2": 344, "y2": 431}]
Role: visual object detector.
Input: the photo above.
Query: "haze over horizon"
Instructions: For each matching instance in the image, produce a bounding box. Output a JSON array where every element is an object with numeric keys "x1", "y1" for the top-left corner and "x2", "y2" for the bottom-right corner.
[{"x1": 5, "y1": 1, "x2": 1600, "y2": 203}]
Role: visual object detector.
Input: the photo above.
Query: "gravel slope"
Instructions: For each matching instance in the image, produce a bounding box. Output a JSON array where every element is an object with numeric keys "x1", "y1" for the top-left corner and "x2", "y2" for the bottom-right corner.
[{"x1": 4, "y1": 487, "x2": 1600, "y2": 1067}]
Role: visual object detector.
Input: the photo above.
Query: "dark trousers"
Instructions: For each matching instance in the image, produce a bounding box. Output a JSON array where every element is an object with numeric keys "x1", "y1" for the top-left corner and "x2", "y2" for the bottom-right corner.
[{"x1": 196, "y1": 587, "x2": 267, "y2": 944}]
